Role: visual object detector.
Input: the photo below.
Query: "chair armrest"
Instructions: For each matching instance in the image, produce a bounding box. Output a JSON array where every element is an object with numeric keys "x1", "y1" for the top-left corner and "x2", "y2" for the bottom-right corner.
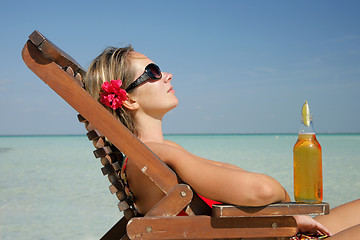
[{"x1": 212, "y1": 202, "x2": 329, "y2": 217}]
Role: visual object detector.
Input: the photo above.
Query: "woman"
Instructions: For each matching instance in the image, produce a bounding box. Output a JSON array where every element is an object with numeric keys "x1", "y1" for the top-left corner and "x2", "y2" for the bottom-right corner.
[{"x1": 84, "y1": 46, "x2": 360, "y2": 239}]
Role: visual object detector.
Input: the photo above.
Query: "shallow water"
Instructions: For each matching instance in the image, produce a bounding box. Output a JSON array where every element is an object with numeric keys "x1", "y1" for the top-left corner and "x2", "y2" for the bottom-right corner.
[{"x1": 0, "y1": 134, "x2": 359, "y2": 239}]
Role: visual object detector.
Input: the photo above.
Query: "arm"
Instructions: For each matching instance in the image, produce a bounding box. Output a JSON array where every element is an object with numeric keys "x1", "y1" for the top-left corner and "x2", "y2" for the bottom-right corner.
[
  {"x1": 165, "y1": 141, "x2": 331, "y2": 235},
  {"x1": 164, "y1": 140, "x2": 246, "y2": 171},
  {"x1": 147, "y1": 141, "x2": 288, "y2": 206}
]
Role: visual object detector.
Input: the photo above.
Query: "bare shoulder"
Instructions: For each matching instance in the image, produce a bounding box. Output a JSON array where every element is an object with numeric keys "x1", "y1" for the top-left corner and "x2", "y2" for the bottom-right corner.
[
  {"x1": 143, "y1": 141, "x2": 191, "y2": 167},
  {"x1": 144, "y1": 141, "x2": 186, "y2": 155},
  {"x1": 142, "y1": 140, "x2": 187, "y2": 154},
  {"x1": 163, "y1": 140, "x2": 186, "y2": 149}
]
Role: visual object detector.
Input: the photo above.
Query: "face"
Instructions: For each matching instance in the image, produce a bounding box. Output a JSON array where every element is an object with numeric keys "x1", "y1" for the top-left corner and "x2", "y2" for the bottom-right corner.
[{"x1": 127, "y1": 51, "x2": 178, "y2": 118}]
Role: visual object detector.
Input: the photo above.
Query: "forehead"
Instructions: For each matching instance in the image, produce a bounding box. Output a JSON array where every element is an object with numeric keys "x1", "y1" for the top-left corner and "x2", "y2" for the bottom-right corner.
[
  {"x1": 128, "y1": 51, "x2": 153, "y2": 73},
  {"x1": 128, "y1": 51, "x2": 153, "y2": 64}
]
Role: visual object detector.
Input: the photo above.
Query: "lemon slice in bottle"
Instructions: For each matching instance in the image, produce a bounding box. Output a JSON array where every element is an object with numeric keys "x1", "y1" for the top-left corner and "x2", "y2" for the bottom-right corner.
[{"x1": 301, "y1": 101, "x2": 311, "y2": 126}]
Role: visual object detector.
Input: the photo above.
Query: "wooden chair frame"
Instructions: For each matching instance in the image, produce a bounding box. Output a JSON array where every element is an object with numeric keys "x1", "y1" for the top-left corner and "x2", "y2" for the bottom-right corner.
[{"x1": 22, "y1": 30, "x2": 329, "y2": 240}]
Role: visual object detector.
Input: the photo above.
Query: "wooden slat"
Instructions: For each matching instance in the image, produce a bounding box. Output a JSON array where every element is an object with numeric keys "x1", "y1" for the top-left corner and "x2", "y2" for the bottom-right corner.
[
  {"x1": 108, "y1": 172, "x2": 120, "y2": 183},
  {"x1": 112, "y1": 180, "x2": 124, "y2": 191},
  {"x1": 102, "y1": 154, "x2": 121, "y2": 165},
  {"x1": 87, "y1": 129, "x2": 102, "y2": 140},
  {"x1": 109, "y1": 185, "x2": 119, "y2": 194},
  {"x1": 118, "y1": 200, "x2": 130, "y2": 211},
  {"x1": 112, "y1": 162, "x2": 122, "y2": 171},
  {"x1": 29, "y1": 30, "x2": 86, "y2": 77},
  {"x1": 212, "y1": 202, "x2": 330, "y2": 218},
  {"x1": 101, "y1": 165, "x2": 114, "y2": 175},
  {"x1": 22, "y1": 38, "x2": 179, "y2": 195},
  {"x1": 77, "y1": 114, "x2": 86, "y2": 123},
  {"x1": 94, "y1": 137, "x2": 107, "y2": 148},
  {"x1": 85, "y1": 122, "x2": 94, "y2": 131},
  {"x1": 127, "y1": 215, "x2": 297, "y2": 240},
  {"x1": 100, "y1": 157, "x2": 110, "y2": 166},
  {"x1": 64, "y1": 65, "x2": 75, "y2": 77},
  {"x1": 93, "y1": 146, "x2": 113, "y2": 158},
  {"x1": 116, "y1": 190, "x2": 127, "y2": 201},
  {"x1": 145, "y1": 184, "x2": 193, "y2": 217},
  {"x1": 123, "y1": 208, "x2": 136, "y2": 221},
  {"x1": 109, "y1": 181, "x2": 124, "y2": 194}
]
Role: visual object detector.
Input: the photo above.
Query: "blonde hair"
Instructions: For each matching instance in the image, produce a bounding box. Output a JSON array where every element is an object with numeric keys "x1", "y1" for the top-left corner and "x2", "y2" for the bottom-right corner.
[{"x1": 84, "y1": 46, "x2": 138, "y2": 135}]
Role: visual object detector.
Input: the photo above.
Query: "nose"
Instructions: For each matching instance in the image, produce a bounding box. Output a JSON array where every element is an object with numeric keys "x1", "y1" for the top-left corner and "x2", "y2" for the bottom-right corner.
[{"x1": 163, "y1": 72, "x2": 173, "y2": 83}]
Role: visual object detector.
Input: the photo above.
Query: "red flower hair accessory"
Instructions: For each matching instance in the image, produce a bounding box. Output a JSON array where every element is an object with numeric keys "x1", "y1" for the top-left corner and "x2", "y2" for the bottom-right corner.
[{"x1": 100, "y1": 79, "x2": 128, "y2": 110}]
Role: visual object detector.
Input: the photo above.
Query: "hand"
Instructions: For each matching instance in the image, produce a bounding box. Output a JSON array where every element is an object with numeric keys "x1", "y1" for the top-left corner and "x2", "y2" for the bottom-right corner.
[{"x1": 294, "y1": 215, "x2": 332, "y2": 236}]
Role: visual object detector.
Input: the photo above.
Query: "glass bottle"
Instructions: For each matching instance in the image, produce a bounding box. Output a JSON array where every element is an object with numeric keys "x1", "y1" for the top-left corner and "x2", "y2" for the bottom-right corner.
[{"x1": 293, "y1": 101, "x2": 323, "y2": 203}]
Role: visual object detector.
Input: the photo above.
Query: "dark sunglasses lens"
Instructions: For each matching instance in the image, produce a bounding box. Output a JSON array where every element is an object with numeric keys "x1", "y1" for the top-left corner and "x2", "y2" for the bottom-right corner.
[{"x1": 148, "y1": 64, "x2": 161, "y2": 79}]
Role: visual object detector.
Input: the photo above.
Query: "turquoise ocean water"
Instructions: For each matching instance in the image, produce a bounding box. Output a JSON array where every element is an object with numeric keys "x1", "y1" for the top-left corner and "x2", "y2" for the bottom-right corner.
[{"x1": 0, "y1": 134, "x2": 359, "y2": 239}]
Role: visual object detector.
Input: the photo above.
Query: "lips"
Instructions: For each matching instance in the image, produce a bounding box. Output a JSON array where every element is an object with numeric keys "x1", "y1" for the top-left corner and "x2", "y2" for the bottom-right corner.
[{"x1": 167, "y1": 87, "x2": 175, "y2": 93}]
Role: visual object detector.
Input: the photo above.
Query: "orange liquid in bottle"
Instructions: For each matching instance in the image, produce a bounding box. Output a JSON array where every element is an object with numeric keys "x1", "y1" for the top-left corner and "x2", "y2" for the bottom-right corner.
[{"x1": 293, "y1": 134, "x2": 323, "y2": 203}]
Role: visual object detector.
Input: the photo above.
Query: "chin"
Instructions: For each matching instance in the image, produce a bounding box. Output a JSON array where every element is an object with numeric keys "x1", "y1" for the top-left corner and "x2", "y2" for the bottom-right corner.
[
  {"x1": 172, "y1": 97, "x2": 179, "y2": 108},
  {"x1": 167, "y1": 98, "x2": 179, "y2": 112}
]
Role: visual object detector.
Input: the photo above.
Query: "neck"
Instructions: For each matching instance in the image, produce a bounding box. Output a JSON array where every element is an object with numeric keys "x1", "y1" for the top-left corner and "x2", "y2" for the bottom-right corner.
[{"x1": 134, "y1": 113, "x2": 165, "y2": 143}]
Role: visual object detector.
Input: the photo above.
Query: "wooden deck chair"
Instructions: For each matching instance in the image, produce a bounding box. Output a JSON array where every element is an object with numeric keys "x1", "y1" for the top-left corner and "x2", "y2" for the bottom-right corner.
[{"x1": 22, "y1": 30, "x2": 329, "y2": 240}]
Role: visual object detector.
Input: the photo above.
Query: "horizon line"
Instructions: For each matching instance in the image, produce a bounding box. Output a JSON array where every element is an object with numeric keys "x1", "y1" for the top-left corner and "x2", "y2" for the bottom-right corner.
[{"x1": 1, "y1": 132, "x2": 360, "y2": 137}]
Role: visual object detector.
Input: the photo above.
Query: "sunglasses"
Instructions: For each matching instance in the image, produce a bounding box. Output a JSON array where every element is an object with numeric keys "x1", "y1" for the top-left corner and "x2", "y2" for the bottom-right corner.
[{"x1": 126, "y1": 63, "x2": 162, "y2": 92}]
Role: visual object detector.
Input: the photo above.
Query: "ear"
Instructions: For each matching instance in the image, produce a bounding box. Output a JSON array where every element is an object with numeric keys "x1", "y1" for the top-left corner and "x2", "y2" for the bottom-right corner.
[{"x1": 122, "y1": 96, "x2": 139, "y2": 111}]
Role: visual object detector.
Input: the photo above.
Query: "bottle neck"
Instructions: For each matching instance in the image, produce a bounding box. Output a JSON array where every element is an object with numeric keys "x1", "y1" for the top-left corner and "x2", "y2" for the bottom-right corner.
[{"x1": 299, "y1": 119, "x2": 316, "y2": 135}]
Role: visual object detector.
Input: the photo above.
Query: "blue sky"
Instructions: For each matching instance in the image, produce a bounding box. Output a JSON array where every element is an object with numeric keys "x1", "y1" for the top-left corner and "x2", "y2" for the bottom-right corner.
[{"x1": 0, "y1": 0, "x2": 359, "y2": 135}]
